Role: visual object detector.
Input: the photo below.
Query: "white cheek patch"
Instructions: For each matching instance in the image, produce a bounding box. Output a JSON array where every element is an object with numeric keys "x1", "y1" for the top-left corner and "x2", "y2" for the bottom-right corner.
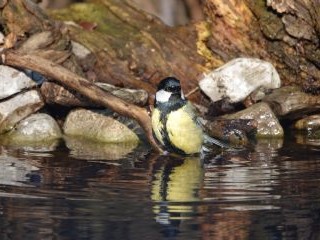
[{"x1": 156, "y1": 89, "x2": 172, "y2": 103}]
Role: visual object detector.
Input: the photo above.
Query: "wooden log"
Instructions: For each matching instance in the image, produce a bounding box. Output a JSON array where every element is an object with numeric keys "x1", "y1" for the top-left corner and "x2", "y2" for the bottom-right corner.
[{"x1": 2, "y1": 50, "x2": 162, "y2": 152}]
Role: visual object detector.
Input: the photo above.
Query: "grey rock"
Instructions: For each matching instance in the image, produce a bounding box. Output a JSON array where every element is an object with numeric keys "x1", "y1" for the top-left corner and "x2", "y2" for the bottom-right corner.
[
  {"x1": 63, "y1": 108, "x2": 140, "y2": 143},
  {"x1": 199, "y1": 58, "x2": 281, "y2": 103},
  {"x1": 0, "y1": 90, "x2": 44, "y2": 134},
  {"x1": 224, "y1": 102, "x2": 284, "y2": 137},
  {"x1": 5, "y1": 113, "x2": 62, "y2": 142},
  {"x1": 0, "y1": 66, "x2": 37, "y2": 100}
]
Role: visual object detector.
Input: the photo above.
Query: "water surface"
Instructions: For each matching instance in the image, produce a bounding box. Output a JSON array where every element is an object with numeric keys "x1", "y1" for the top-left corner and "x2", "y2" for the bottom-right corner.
[{"x1": 0, "y1": 135, "x2": 320, "y2": 239}]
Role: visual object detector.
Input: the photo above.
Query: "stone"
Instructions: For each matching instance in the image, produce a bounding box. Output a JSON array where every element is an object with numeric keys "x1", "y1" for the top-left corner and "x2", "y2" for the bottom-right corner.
[
  {"x1": 5, "y1": 113, "x2": 62, "y2": 142},
  {"x1": 293, "y1": 114, "x2": 320, "y2": 141},
  {"x1": 63, "y1": 108, "x2": 140, "y2": 143},
  {"x1": 294, "y1": 114, "x2": 320, "y2": 131},
  {"x1": 0, "y1": 90, "x2": 44, "y2": 134},
  {"x1": 223, "y1": 102, "x2": 284, "y2": 137},
  {"x1": 0, "y1": 65, "x2": 37, "y2": 100},
  {"x1": 263, "y1": 86, "x2": 320, "y2": 119},
  {"x1": 202, "y1": 118, "x2": 257, "y2": 147},
  {"x1": 199, "y1": 58, "x2": 281, "y2": 103}
]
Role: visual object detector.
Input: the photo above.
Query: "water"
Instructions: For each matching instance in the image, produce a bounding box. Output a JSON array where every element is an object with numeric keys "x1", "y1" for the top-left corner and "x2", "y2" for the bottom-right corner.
[{"x1": 0, "y1": 134, "x2": 320, "y2": 239}]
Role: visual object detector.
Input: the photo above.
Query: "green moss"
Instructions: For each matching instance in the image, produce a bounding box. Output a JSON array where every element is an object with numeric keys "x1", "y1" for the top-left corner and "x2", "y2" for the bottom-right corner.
[{"x1": 51, "y1": 3, "x2": 137, "y2": 36}]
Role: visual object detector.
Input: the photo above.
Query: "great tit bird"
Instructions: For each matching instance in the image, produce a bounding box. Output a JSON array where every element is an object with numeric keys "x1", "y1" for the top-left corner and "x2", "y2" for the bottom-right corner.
[{"x1": 151, "y1": 77, "x2": 204, "y2": 155}]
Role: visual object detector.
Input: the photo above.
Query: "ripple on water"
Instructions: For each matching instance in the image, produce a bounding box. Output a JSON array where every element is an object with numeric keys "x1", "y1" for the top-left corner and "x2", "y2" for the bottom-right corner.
[{"x1": 0, "y1": 136, "x2": 318, "y2": 239}]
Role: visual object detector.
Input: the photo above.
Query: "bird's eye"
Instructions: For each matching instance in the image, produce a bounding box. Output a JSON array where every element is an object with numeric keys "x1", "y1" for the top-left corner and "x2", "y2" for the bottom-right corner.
[{"x1": 166, "y1": 86, "x2": 179, "y2": 91}]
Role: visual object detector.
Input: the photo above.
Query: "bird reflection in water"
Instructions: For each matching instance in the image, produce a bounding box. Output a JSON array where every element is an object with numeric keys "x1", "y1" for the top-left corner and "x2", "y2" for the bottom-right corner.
[
  {"x1": 150, "y1": 155, "x2": 204, "y2": 237},
  {"x1": 149, "y1": 137, "x2": 284, "y2": 238}
]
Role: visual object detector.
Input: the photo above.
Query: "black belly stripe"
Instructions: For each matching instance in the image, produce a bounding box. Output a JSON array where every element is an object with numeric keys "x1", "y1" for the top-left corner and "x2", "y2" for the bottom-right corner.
[{"x1": 156, "y1": 98, "x2": 187, "y2": 155}]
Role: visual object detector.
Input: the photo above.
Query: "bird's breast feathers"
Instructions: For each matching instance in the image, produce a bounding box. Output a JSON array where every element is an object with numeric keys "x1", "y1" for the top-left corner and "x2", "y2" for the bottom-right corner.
[
  {"x1": 166, "y1": 105, "x2": 203, "y2": 154},
  {"x1": 152, "y1": 103, "x2": 203, "y2": 154}
]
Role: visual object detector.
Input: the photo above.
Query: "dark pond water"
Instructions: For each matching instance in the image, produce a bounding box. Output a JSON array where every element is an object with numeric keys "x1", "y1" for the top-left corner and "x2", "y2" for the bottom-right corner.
[{"x1": 0, "y1": 133, "x2": 320, "y2": 240}]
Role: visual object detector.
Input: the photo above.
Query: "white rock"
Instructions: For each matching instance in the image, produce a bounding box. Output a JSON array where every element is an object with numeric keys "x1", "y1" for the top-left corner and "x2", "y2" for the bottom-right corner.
[
  {"x1": 5, "y1": 113, "x2": 62, "y2": 142},
  {"x1": 0, "y1": 90, "x2": 44, "y2": 133},
  {"x1": 0, "y1": 65, "x2": 37, "y2": 100},
  {"x1": 199, "y1": 58, "x2": 281, "y2": 103}
]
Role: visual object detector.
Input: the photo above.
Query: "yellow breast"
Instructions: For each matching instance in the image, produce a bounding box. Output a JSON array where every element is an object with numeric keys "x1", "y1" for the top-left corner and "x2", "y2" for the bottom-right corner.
[{"x1": 166, "y1": 104, "x2": 203, "y2": 154}]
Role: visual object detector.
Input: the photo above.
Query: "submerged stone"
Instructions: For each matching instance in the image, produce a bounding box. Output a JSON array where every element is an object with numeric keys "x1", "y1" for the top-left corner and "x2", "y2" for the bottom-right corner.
[
  {"x1": 199, "y1": 58, "x2": 281, "y2": 103},
  {"x1": 5, "y1": 113, "x2": 62, "y2": 142},
  {"x1": 224, "y1": 102, "x2": 283, "y2": 137},
  {"x1": 0, "y1": 90, "x2": 44, "y2": 134},
  {"x1": 64, "y1": 136, "x2": 138, "y2": 160},
  {"x1": 295, "y1": 132, "x2": 320, "y2": 145},
  {"x1": 63, "y1": 108, "x2": 140, "y2": 143},
  {"x1": 294, "y1": 114, "x2": 320, "y2": 131},
  {"x1": 0, "y1": 138, "x2": 60, "y2": 152},
  {"x1": 0, "y1": 65, "x2": 37, "y2": 100}
]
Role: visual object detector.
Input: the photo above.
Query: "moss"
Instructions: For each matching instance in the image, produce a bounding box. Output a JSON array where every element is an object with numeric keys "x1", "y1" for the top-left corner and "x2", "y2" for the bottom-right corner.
[{"x1": 51, "y1": 3, "x2": 137, "y2": 36}]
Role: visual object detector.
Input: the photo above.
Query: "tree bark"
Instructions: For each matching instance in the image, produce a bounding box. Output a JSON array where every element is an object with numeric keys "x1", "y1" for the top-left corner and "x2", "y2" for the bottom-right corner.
[
  {"x1": 48, "y1": 0, "x2": 320, "y2": 101},
  {"x1": 203, "y1": 0, "x2": 320, "y2": 91}
]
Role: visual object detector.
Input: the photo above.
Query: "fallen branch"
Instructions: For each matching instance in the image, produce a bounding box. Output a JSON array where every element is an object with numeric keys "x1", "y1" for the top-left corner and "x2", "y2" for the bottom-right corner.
[{"x1": 2, "y1": 50, "x2": 162, "y2": 152}]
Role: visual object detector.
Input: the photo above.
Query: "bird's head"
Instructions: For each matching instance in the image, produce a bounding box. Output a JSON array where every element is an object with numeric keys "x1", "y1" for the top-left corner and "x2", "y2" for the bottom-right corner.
[{"x1": 155, "y1": 77, "x2": 185, "y2": 105}]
